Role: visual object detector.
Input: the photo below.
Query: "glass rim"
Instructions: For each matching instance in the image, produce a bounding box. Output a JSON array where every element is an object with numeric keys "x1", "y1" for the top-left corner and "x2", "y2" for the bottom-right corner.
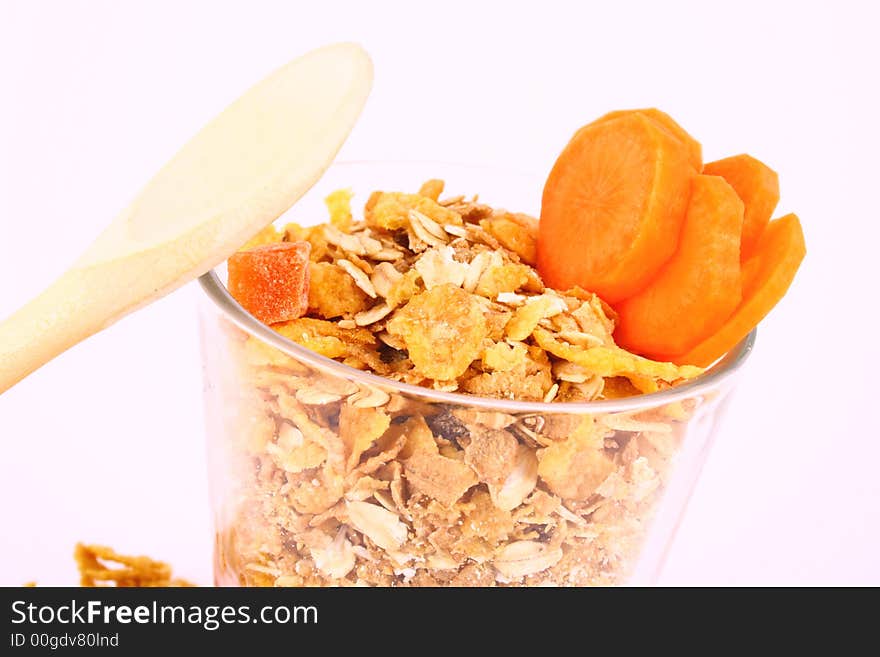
[{"x1": 198, "y1": 269, "x2": 755, "y2": 413}]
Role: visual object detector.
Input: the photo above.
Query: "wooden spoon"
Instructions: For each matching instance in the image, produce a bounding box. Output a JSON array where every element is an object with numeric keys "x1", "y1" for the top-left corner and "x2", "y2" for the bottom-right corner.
[{"x1": 0, "y1": 42, "x2": 373, "y2": 394}]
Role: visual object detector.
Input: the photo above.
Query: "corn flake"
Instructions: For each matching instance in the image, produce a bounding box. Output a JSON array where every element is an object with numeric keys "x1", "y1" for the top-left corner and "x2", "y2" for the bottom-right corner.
[
  {"x1": 418, "y1": 179, "x2": 445, "y2": 201},
  {"x1": 404, "y1": 451, "x2": 478, "y2": 506},
  {"x1": 308, "y1": 261, "x2": 370, "y2": 319},
  {"x1": 287, "y1": 469, "x2": 345, "y2": 515},
  {"x1": 482, "y1": 341, "x2": 528, "y2": 372},
  {"x1": 365, "y1": 191, "x2": 462, "y2": 231},
  {"x1": 475, "y1": 262, "x2": 531, "y2": 298},
  {"x1": 385, "y1": 269, "x2": 421, "y2": 309},
  {"x1": 267, "y1": 422, "x2": 327, "y2": 473},
  {"x1": 325, "y1": 188, "x2": 354, "y2": 231},
  {"x1": 339, "y1": 404, "x2": 391, "y2": 472},
  {"x1": 532, "y1": 328, "x2": 702, "y2": 383},
  {"x1": 242, "y1": 224, "x2": 283, "y2": 249},
  {"x1": 460, "y1": 490, "x2": 515, "y2": 544},
  {"x1": 461, "y1": 348, "x2": 552, "y2": 401},
  {"x1": 275, "y1": 318, "x2": 376, "y2": 362},
  {"x1": 75, "y1": 544, "x2": 194, "y2": 587},
  {"x1": 414, "y1": 246, "x2": 468, "y2": 289},
  {"x1": 537, "y1": 426, "x2": 614, "y2": 501},
  {"x1": 480, "y1": 212, "x2": 538, "y2": 265},
  {"x1": 464, "y1": 427, "x2": 518, "y2": 486},
  {"x1": 387, "y1": 284, "x2": 487, "y2": 380},
  {"x1": 505, "y1": 294, "x2": 563, "y2": 341},
  {"x1": 397, "y1": 416, "x2": 439, "y2": 460}
]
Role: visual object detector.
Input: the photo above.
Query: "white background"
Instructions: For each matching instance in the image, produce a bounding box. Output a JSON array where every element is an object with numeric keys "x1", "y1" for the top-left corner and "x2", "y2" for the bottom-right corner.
[{"x1": 1, "y1": 0, "x2": 878, "y2": 586}]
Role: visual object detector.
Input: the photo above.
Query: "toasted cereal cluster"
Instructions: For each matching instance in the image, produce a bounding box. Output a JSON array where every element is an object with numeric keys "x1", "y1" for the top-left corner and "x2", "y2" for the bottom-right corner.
[
  {"x1": 74, "y1": 544, "x2": 194, "y2": 587},
  {"x1": 214, "y1": 180, "x2": 706, "y2": 586}
]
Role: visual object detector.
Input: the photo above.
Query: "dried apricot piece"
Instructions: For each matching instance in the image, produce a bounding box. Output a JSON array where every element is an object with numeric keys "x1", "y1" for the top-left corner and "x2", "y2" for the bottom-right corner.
[{"x1": 228, "y1": 241, "x2": 311, "y2": 324}]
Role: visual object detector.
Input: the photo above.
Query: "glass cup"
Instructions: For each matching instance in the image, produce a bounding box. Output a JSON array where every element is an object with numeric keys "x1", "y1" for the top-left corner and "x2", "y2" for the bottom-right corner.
[{"x1": 198, "y1": 162, "x2": 754, "y2": 586}]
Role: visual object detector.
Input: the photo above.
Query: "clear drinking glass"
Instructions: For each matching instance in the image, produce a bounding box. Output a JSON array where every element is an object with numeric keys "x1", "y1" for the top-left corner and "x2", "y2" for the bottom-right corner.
[{"x1": 198, "y1": 162, "x2": 754, "y2": 587}]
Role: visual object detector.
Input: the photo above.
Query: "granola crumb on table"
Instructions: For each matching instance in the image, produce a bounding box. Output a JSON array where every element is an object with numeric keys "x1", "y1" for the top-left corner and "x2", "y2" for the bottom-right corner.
[
  {"x1": 217, "y1": 179, "x2": 706, "y2": 587},
  {"x1": 74, "y1": 544, "x2": 194, "y2": 587}
]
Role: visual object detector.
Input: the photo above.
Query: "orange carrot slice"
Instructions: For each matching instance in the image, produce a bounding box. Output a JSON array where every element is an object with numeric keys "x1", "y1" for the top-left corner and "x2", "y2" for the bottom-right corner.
[
  {"x1": 538, "y1": 113, "x2": 695, "y2": 304},
  {"x1": 669, "y1": 213, "x2": 806, "y2": 367},
  {"x1": 591, "y1": 108, "x2": 702, "y2": 169},
  {"x1": 703, "y1": 154, "x2": 779, "y2": 260},
  {"x1": 614, "y1": 175, "x2": 744, "y2": 358},
  {"x1": 228, "y1": 241, "x2": 311, "y2": 324}
]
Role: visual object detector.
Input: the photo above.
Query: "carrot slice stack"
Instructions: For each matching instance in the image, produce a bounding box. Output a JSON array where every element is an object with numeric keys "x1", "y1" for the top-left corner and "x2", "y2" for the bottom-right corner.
[
  {"x1": 591, "y1": 108, "x2": 703, "y2": 170},
  {"x1": 538, "y1": 109, "x2": 804, "y2": 366},
  {"x1": 703, "y1": 154, "x2": 779, "y2": 260},
  {"x1": 615, "y1": 175, "x2": 744, "y2": 358},
  {"x1": 538, "y1": 113, "x2": 696, "y2": 303},
  {"x1": 671, "y1": 213, "x2": 806, "y2": 366}
]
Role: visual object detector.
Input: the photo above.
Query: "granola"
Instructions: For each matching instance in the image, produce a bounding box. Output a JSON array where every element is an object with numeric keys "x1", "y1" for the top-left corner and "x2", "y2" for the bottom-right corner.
[
  {"x1": 74, "y1": 544, "x2": 194, "y2": 587},
  {"x1": 211, "y1": 180, "x2": 709, "y2": 587}
]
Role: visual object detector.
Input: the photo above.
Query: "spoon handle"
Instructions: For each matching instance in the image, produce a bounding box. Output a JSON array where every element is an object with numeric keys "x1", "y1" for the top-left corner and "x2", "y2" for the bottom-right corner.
[
  {"x1": 0, "y1": 256, "x2": 162, "y2": 394},
  {"x1": 0, "y1": 268, "x2": 129, "y2": 394},
  {"x1": 0, "y1": 273, "x2": 96, "y2": 393},
  {"x1": 0, "y1": 43, "x2": 373, "y2": 394}
]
